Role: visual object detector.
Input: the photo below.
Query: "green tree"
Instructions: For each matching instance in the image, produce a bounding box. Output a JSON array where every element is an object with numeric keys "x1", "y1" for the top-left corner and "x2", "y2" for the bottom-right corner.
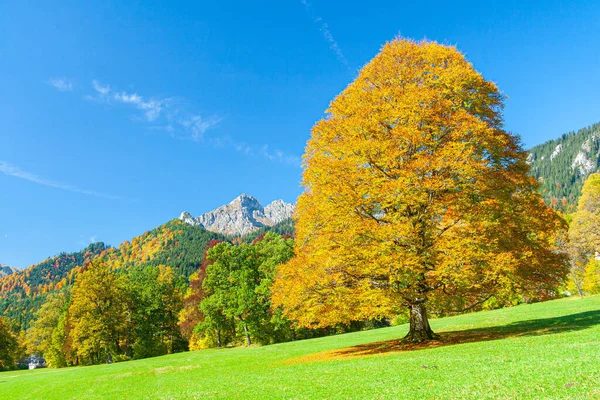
[
  {"x1": 200, "y1": 234, "x2": 294, "y2": 347},
  {"x1": 127, "y1": 265, "x2": 187, "y2": 358},
  {"x1": 253, "y1": 233, "x2": 295, "y2": 342},
  {"x1": 203, "y1": 243, "x2": 259, "y2": 346},
  {"x1": 197, "y1": 294, "x2": 234, "y2": 348}
]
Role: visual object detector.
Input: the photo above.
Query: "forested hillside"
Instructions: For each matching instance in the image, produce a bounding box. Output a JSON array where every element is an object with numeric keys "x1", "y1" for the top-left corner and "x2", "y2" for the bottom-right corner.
[
  {"x1": 0, "y1": 243, "x2": 107, "y2": 328},
  {"x1": 0, "y1": 218, "x2": 292, "y2": 330},
  {"x1": 528, "y1": 122, "x2": 600, "y2": 212},
  {"x1": 0, "y1": 221, "x2": 227, "y2": 329},
  {"x1": 242, "y1": 217, "x2": 294, "y2": 243}
]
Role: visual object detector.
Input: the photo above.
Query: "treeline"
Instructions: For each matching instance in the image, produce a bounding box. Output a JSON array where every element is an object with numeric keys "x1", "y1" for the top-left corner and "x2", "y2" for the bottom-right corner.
[
  {"x1": 0, "y1": 219, "x2": 301, "y2": 369},
  {"x1": 26, "y1": 261, "x2": 187, "y2": 366},
  {"x1": 2, "y1": 231, "x2": 382, "y2": 369}
]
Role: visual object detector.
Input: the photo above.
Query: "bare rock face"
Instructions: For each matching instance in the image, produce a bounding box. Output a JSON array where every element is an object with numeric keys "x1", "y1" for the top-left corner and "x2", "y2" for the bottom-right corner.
[
  {"x1": 179, "y1": 194, "x2": 294, "y2": 236},
  {"x1": 264, "y1": 200, "x2": 296, "y2": 225}
]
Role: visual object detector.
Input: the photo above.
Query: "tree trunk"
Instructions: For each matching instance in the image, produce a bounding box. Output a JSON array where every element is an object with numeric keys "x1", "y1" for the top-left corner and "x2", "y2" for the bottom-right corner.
[
  {"x1": 216, "y1": 329, "x2": 222, "y2": 348},
  {"x1": 291, "y1": 330, "x2": 296, "y2": 341},
  {"x1": 106, "y1": 349, "x2": 113, "y2": 364},
  {"x1": 243, "y1": 323, "x2": 251, "y2": 346},
  {"x1": 402, "y1": 302, "x2": 439, "y2": 343}
]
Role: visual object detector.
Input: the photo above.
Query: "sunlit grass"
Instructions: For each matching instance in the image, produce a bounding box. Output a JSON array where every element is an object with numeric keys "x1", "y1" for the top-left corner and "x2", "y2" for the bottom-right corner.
[{"x1": 2, "y1": 295, "x2": 599, "y2": 399}]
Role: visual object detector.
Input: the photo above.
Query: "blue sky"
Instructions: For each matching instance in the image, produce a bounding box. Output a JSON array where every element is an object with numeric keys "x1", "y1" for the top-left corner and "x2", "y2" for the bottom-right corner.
[{"x1": 1, "y1": 0, "x2": 599, "y2": 268}]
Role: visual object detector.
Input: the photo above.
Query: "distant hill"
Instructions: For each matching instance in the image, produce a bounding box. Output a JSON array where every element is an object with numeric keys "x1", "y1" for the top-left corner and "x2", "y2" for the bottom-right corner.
[
  {"x1": 0, "y1": 243, "x2": 108, "y2": 328},
  {"x1": 528, "y1": 122, "x2": 600, "y2": 212},
  {"x1": 0, "y1": 264, "x2": 20, "y2": 278}
]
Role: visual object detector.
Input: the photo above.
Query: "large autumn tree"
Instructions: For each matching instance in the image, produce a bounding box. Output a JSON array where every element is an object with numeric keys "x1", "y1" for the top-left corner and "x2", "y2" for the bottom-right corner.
[{"x1": 272, "y1": 39, "x2": 569, "y2": 342}]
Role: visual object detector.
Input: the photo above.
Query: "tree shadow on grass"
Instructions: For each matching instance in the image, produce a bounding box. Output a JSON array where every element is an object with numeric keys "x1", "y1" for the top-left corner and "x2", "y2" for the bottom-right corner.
[{"x1": 286, "y1": 310, "x2": 600, "y2": 363}]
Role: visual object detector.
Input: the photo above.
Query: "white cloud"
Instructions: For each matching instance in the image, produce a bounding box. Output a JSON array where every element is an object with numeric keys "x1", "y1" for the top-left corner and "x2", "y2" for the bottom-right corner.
[
  {"x1": 80, "y1": 80, "x2": 299, "y2": 166},
  {"x1": 300, "y1": 0, "x2": 349, "y2": 68},
  {"x1": 113, "y1": 91, "x2": 165, "y2": 122},
  {"x1": 88, "y1": 81, "x2": 167, "y2": 122},
  {"x1": 47, "y1": 77, "x2": 74, "y2": 92},
  {"x1": 178, "y1": 115, "x2": 222, "y2": 141},
  {"x1": 0, "y1": 161, "x2": 120, "y2": 200},
  {"x1": 92, "y1": 80, "x2": 111, "y2": 96},
  {"x1": 86, "y1": 80, "x2": 223, "y2": 137}
]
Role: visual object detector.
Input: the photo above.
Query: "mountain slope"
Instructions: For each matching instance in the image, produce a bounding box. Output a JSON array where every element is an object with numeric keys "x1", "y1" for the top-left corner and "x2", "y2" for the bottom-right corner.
[
  {"x1": 0, "y1": 243, "x2": 108, "y2": 328},
  {"x1": 180, "y1": 194, "x2": 295, "y2": 235},
  {"x1": 0, "y1": 221, "x2": 225, "y2": 329},
  {"x1": 528, "y1": 121, "x2": 600, "y2": 211}
]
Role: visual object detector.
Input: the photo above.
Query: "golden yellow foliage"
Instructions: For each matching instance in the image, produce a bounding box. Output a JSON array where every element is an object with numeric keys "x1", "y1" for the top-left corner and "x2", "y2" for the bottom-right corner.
[
  {"x1": 569, "y1": 173, "x2": 600, "y2": 295},
  {"x1": 272, "y1": 39, "x2": 568, "y2": 341}
]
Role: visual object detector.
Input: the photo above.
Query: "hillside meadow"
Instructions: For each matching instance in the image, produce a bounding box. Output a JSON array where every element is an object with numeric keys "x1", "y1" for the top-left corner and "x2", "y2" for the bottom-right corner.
[{"x1": 1, "y1": 295, "x2": 599, "y2": 399}]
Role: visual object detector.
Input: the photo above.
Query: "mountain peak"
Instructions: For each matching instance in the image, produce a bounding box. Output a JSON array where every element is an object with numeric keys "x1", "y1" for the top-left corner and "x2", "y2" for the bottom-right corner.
[
  {"x1": 229, "y1": 193, "x2": 261, "y2": 207},
  {"x1": 179, "y1": 195, "x2": 295, "y2": 236},
  {"x1": 0, "y1": 264, "x2": 21, "y2": 278},
  {"x1": 179, "y1": 211, "x2": 195, "y2": 225}
]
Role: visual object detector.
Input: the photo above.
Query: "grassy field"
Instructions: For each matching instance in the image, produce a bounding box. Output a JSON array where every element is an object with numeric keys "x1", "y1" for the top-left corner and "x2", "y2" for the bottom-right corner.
[{"x1": 2, "y1": 296, "x2": 599, "y2": 399}]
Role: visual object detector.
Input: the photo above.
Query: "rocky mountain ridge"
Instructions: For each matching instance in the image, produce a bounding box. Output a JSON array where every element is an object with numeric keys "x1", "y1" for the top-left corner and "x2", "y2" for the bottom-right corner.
[{"x1": 179, "y1": 194, "x2": 295, "y2": 236}]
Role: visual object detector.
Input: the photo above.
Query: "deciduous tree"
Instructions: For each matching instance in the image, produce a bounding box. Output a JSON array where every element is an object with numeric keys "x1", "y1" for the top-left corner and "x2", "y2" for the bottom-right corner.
[
  {"x1": 67, "y1": 259, "x2": 130, "y2": 364},
  {"x1": 178, "y1": 239, "x2": 222, "y2": 343},
  {"x1": 27, "y1": 290, "x2": 70, "y2": 367},
  {"x1": 272, "y1": 39, "x2": 569, "y2": 342},
  {"x1": 0, "y1": 316, "x2": 24, "y2": 370},
  {"x1": 569, "y1": 173, "x2": 600, "y2": 296},
  {"x1": 127, "y1": 265, "x2": 187, "y2": 358},
  {"x1": 198, "y1": 234, "x2": 294, "y2": 347}
]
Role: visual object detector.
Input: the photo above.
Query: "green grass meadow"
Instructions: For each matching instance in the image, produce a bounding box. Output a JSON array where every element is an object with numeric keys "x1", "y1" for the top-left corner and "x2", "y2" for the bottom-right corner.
[{"x1": 2, "y1": 296, "x2": 599, "y2": 399}]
